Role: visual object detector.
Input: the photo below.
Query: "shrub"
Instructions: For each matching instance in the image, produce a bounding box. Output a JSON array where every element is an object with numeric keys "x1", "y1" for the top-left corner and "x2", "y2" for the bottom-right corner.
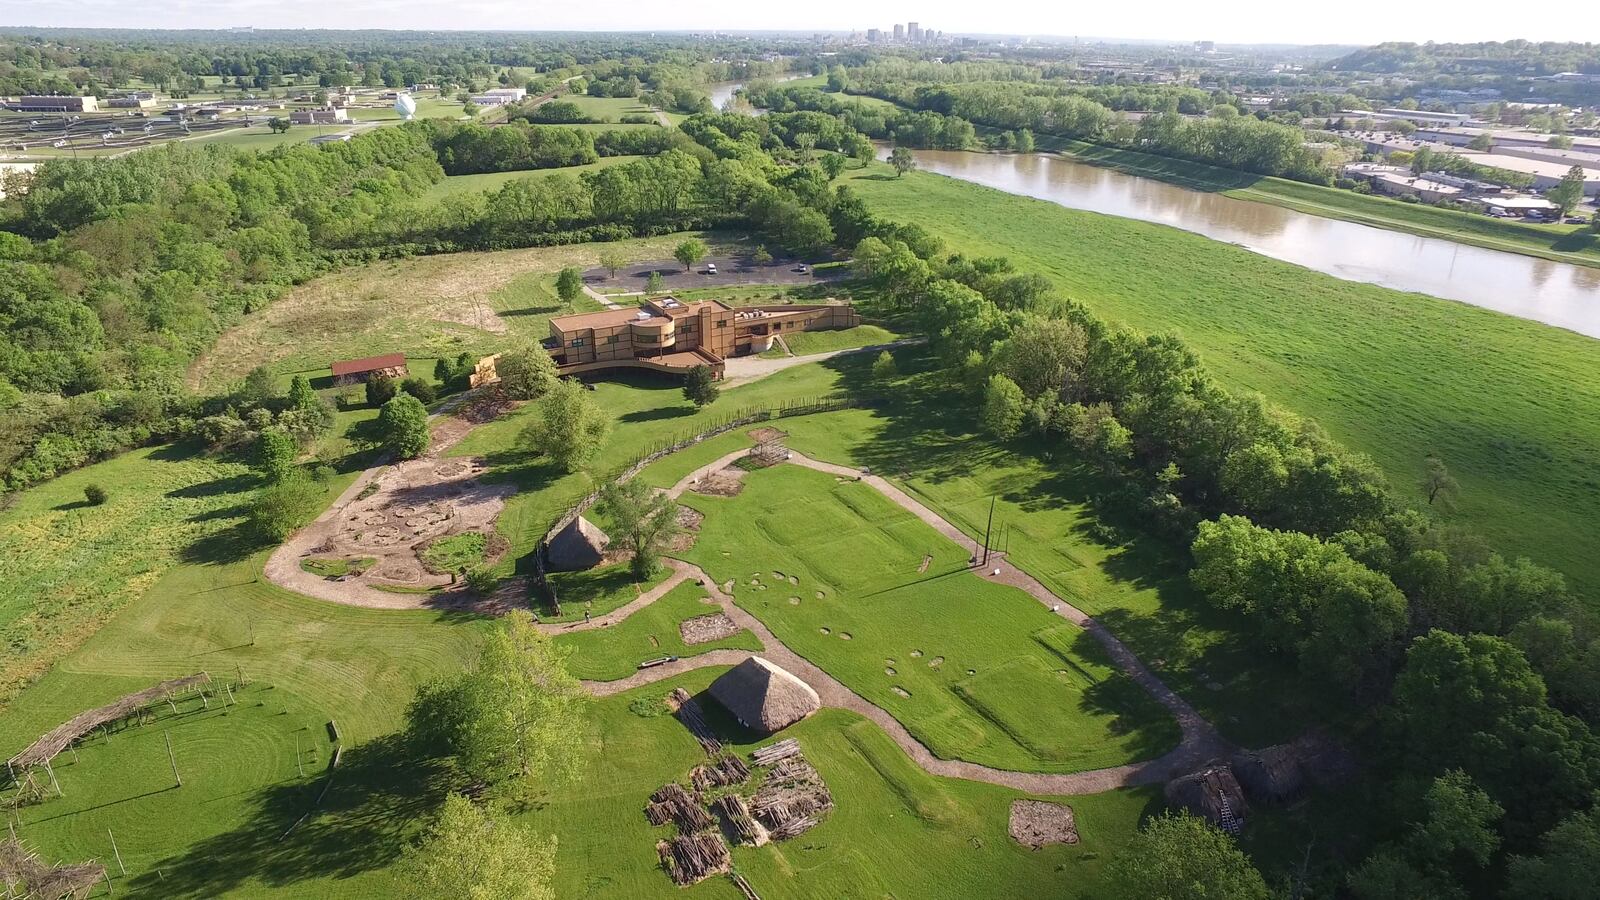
[
  {"x1": 377, "y1": 393, "x2": 431, "y2": 459},
  {"x1": 402, "y1": 377, "x2": 437, "y2": 404},
  {"x1": 83, "y1": 484, "x2": 108, "y2": 506},
  {"x1": 247, "y1": 472, "x2": 324, "y2": 541},
  {"x1": 366, "y1": 375, "x2": 398, "y2": 407},
  {"x1": 465, "y1": 565, "x2": 500, "y2": 595}
]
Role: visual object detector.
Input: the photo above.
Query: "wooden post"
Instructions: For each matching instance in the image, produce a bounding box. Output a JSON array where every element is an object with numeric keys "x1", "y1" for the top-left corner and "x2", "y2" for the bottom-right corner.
[
  {"x1": 294, "y1": 732, "x2": 304, "y2": 777},
  {"x1": 102, "y1": 868, "x2": 115, "y2": 897},
  {"x1": 163, "y1": 732, "x2": 181, "y2": 788},
  {"x1": 43, "y1": 760, "x2": 61, "y2": 797},
  {"x1": 224, "y1": 684, "x2": 236, "y2": 706},
  {"x1": 981, "y1": 495, "x2": 996, "y2": 566},
  {"x1": 199, "y1": 690, "x2": 208, "y2": 710},
  {"x1": 69, "y1": 745, "x2": 79, "y2": 764},
  {"x1": 108, "y1": 828, "x2": 127, "y2": 876}
]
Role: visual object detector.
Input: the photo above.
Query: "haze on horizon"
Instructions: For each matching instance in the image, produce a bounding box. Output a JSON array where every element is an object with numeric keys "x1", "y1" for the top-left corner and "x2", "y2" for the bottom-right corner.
[{"x1": 0, "y1": 0, "x2": 1590, "y2": 48}]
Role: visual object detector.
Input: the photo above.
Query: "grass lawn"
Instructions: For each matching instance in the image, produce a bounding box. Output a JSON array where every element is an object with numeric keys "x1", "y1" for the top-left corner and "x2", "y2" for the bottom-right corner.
[
  {"x1": 559, "y1": 94, "x2": 665, "y2": 124},
  {"x1": 555, "y1": 581, "x2": 762, "y2": 680},
  {"x1": 421, "y1": 155, "x2": 642, "y2": 199},
  {"x1": 674, "y1": 463, "x2": 1180, "y2": 773},
  {"x1": 525, "y1": 668, "x2": 1158, "y2": 899},
  {"x1": 1058, "y1": 140, "x2": 1600, "y2": 268},
  {"x1": 844, "y1": 162, "x2": 1600, "y2": 596},
  {"x1": 760, "y1": 323, "x2": 901, "y2": 358},
  {"x1": 419, "y1": 532, "x2": 487, "y2": 573},
  {"x1": 542, "y1": 563, "x2": 673, "y2": 624}
]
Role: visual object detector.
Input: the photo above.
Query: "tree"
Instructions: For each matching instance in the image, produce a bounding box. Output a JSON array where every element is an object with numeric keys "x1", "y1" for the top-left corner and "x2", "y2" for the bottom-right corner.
[
  {"x1": 682, "y1": 365, "x2": 719, "y2": 408},
  {"x1": 377, "y1": 393, "x2": 430, "y2": 459},
  {"x1": 820, "y1": 153, "x2": 848, "y2": 180},
  {"x1": 645, "y1": 270, "x2": 664, "y2": 294},
  {"x1": 599, "y1": 477, "x2": 679, "y2": 579},
  {"x1": 1469, "y1": 132, "x2": 1495, "y2": 151},
  {"x1": 83, "y1": 484, "x2": 108, "y2": 506},
  {"x1": 673, "y1": 238, "x2": 708, "y2": 272},
  {"x1": 752, "y1": 244, "x2": 773, "y2": 266},
  {"x1": 401, "y1": 376, "x2": 437, "y2": 404},
  {"x1": 597, "y1": 248, "x2": 628, "y2": 280},
  {"x1": 255, "y1": 427, "x2": 298, "y2": 482},
  {"x1": 396, "y1": 794, "x2": 556, "y2": 900},
  {"x1": 521, "y1": 379, "x2": 609, "y2": 472},
  {"x1": 247, "y1": 471, "x2": 323, "y2": 541},
  {"x1": 366, "y1": 374, "x2": 398, "y2": 407},
  {"x1": 1507, "y1": 805, "x2": 1600, "y2": 899},
  {"x1": 1103, "y1": 813, "x2": 1270, "y2": 900},
  {"x1": 1548, "y1": 166, "x2": 1586, "y2": 217},
  {"x1": 287, "y1": 375, "x2": 319, "y2": 413},
  {"x1": 1015, "y1": 128, "x2": 1035, "y2": 153},
  {"x1": 871, "y1": 350, "x2": 898, "y2": 385},
  {"x1": 981, "y1": 374, "x2": 1026, "y2": 440},
  {"x1": 495, "y1": 343, "x2": 559, "y2": 400},
  {"x1": 407, "y1": 611, "x2": 584, "y2": 792},
  {"x1": 555, "y1": 266, "x2": 583, "y2": 304},
  {"x1": 889, "y1": 146, "x2": 917, "y2": 178},
  {"x1": 1422, "y1": 454, "x2": 1460, "y2": 509},
  {"x1": 266, "y1": 117, "x2": 291, "y2": 134}
]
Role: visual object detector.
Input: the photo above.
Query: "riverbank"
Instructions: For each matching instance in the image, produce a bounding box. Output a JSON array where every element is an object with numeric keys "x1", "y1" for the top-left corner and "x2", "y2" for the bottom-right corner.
[
  {"x1": 1053, "y1": 139, "x2": 1600, "y2": 269},
  {"x1": 844, "y1": 161, "x2": 1600, "y2": 596}
]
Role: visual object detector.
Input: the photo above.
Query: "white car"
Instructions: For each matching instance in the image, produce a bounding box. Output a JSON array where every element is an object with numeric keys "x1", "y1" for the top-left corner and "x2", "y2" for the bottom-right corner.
[{"x1": 705, "y1": 263, "x2": 717, "y2": 275}]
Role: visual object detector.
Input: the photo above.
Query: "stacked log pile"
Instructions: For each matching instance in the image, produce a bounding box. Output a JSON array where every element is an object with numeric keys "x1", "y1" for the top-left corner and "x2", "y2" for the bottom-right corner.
[
  {"x1": 667, "y1": 687, "x2": 723, "y2": 755},
  {"x1": 712, "y1": 793, "x2": 769, "y2": 847},
  {"x1": 691, "y1": 753, "x2": 751, "y2": 791},
  {"x1": 645, "y1": 783, "x2": 714, "y2": 832},
  {"x1": 656, "y1": 832, "x2": 731, "y2": 886},
  {"x1": 749, "y1": 752, "x2": 833, "y2": 840},
  {"x1": 750, "y1": 738, "x2": 801, "y2": 766}
]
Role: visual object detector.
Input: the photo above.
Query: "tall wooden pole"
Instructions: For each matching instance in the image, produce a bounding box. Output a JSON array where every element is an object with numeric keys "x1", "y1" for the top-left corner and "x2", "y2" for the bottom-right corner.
[
  {"x1": 982, "y1": 496, "x2": 997, "y2": 566},
  {"x1": 294, "y1": 732, "x2": 304, "y2": 777},
  {"x1": 108, "y1": 828, "x2": 127, "y2": 876},
  {"x1": 163, "y1": 732, "x2": 181, "y2": 788}
]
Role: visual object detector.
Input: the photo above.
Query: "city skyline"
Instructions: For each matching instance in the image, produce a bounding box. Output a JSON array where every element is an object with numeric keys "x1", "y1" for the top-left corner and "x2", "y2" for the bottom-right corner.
[{"x1": 0, "y1": 0, "x2": 1592, "y2": 46}]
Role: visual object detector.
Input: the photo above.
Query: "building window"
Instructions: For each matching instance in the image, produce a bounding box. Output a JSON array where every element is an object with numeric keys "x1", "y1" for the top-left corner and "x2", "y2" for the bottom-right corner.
[
  {"x1": 716, "y1": 319, "x2": 728, "y2": 328},
  {"x1": 606, "y1": 335, "x2": 620, "y2": 344},
  {"x1": 570, "y1": 338, "x2": 586, "y2": 347}
]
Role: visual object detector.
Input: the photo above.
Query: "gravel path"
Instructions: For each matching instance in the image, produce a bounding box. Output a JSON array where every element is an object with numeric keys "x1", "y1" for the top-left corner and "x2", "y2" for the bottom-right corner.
[{"x1": 567, "y1": 451, "x2": 1233, "y2": 794}]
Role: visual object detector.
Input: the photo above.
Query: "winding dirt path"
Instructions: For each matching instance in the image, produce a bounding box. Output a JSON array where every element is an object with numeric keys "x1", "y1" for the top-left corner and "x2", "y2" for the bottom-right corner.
[{"x1": 557, "y1": 451, "x2": 1233, "y2": 794}]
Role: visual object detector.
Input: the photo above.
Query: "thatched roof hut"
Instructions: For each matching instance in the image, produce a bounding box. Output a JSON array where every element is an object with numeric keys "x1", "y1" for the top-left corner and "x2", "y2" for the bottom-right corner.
[
  {"x1": 708, "y1": 657, "x2": 820, "y2": 734},
  {"x1": 546, "y1": 515, "x2": 609, "y2": 571},
  {"x1": 1164, "y1": 765, "x2": 1248, "y2": 833},
  {"x1": 1231, "y1": 745, "x2": 1306, "y2": 806}
]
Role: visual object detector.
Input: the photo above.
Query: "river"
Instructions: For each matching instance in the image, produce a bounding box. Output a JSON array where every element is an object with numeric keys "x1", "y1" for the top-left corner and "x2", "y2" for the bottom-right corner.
[
  {"x1": 708, "y1": 74, "x2": 809, "y2": 112},
  {"x1": 885, "y1": 148, "x2": 1600, "y2": 338}
]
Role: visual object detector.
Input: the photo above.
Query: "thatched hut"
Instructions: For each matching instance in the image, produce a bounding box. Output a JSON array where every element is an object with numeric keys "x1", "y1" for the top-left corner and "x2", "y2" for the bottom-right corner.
[
  {"x1": 1164, "y1": 765, "x2": 1248, "y2": 833},
  {"x1": 708, "y1": 657, "x2": 820, "y2": 734},
  {"x1": 1231, "y1": 745, "x2": 1306, "y2": 806},
  {"x1": 545, "y1": 515, "x2": 609, "y2": 571}
]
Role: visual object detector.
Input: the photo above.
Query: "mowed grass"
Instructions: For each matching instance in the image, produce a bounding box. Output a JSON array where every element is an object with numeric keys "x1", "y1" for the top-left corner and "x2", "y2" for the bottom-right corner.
[
  {"x1": 421, "y1": 155, "x2": 643, "y2": 200},
  {"x1": 525, "y1": 667, "x2": 1157, "y2": 899},
  {"x1": 555, "y1": 581, "x2": 761, "y2": 680},
  {"x1": 675, "y1": 463, "x2": 1180, "y2": 773},
  {"x1": 760, "y1": 323, "x2": 902, "y2": 358},
  {"x1": 845, "y1": 163, "x2": 1600, "y2": 595}
]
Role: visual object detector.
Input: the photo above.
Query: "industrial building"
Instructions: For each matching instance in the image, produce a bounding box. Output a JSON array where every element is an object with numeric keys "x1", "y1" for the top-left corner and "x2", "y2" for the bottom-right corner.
[{"x1": 12, "y1": 95, "x2": 98, "y2": 112}]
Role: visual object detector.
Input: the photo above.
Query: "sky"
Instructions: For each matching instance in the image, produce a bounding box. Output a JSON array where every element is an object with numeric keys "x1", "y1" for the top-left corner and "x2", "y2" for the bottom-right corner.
[{"x1": 0, "y1": 0, "x2": 1593, "y2": 47}]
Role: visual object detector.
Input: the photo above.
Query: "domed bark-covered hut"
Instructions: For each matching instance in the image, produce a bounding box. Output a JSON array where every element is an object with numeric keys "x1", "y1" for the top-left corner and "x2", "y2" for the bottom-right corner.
[
  {"x1": 709, "y1": 657, "x2": 820, "y2": 734},
  {"x1": 1164, "y1": 765, "x2": 1248, "y2": 833},
  {"x1": 1232, "y1": 744, "x2": 1307, "y2": 806}
]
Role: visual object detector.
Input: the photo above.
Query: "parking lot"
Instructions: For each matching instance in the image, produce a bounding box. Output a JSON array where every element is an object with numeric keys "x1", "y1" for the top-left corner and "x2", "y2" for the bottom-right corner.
[{"x1": 581, "y1": 253, "x2": 847, "y2": 293}]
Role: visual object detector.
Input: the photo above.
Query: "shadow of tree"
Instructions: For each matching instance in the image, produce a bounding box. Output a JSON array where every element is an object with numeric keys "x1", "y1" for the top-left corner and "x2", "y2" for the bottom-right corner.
[{"x1": 130, "y1": 730, "x2": 453, "y2": 898}]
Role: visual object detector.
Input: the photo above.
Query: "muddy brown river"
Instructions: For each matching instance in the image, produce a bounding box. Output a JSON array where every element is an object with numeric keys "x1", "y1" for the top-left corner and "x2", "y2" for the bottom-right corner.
[{"x1": 889, "y1": 148, "x2": 1600, "y2": 338}]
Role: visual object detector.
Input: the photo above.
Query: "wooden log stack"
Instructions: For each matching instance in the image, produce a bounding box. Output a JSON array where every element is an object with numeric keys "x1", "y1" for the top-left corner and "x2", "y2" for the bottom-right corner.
[{"x1": 656, "y1": 832, "x2": 731, "y2": 886}]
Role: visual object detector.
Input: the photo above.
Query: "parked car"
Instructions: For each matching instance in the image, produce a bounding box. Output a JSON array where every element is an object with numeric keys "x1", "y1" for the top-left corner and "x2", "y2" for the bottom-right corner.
[
  {"x1": 1566, "y1": 215, "x2": 1590, "y2": 225},
  {"x1": 704, "y1": 263, "x2": 717, "y2": 275},
  {"x1": 793, "y1": 264, "x2": 809, "y2": 274}
]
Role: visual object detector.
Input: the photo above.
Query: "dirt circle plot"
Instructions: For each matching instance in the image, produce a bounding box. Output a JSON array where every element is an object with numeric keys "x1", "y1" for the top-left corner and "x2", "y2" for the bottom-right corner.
[
  {"x1": 1008, "y1": 800, "x2": 1079, "y2": 848},
  {"x1": 680, "y1": 612, "x2": 740, "y2": 645}
]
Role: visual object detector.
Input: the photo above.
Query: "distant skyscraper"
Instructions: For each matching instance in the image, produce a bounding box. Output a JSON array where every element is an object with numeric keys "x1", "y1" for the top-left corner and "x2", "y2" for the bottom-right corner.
[
  {"x1": 908, "y1": 22, "x2": 921, "y2": 42},
  {"x1": 867, "y1": 28, "x2": 882, "y2": 42},
  {"x1": 893, "y1": 23, "x2": 904, "y2": 41}
]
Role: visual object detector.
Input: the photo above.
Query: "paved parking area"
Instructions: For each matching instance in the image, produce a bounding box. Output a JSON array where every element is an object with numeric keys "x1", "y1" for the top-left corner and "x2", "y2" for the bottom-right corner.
[{"x1": 582, "y1": 253, "x2": 846, "y2": 293}]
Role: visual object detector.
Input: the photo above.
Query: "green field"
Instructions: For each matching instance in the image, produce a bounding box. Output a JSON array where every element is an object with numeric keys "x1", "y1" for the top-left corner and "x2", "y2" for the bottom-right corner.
[
  {"x1": 677, "y1": 463, "x2": 1180, "y2": 772},
  {"x1": 1058, "y1": 140, "x2": 1600, "y2": 268},
  {"x1": 555, "y1": 581, "x2": 762, "y2": 680},
  {"x1": 422, "y1": 155, "x2": 643, "y2": 199},
  {"x1": 525, "y1": 669, "x2": 1157, "y2": 900},
  {"x1": 760, "y1": 323, "x2": 901, "y2": 358},
  {"x1": 843, "y1": 163, "x2": 1600, "y2": 595}
]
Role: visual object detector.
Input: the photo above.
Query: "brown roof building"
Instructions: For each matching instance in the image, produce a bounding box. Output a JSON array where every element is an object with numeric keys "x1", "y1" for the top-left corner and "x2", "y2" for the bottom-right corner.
[
  {"x1": 331, "y1": 353, "x2": 408, "y2": 386},
  {"x1": 708, "y1": 657, "x2": 821, "y2": 734},
  {"x1": 544, "y1": 297, "x2": 858, "y2": 380}
]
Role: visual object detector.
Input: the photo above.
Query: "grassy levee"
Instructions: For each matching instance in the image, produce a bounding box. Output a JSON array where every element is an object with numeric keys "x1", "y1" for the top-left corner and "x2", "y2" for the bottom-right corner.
[
  {"x1": 844, "y1": 164, "x2": 1600, "y2": 595},
  {"x1": 525, "y1": 668, "x2": 1157, "y2": 899},
  {"x1": 1053, "y1": 140, "x2": 1600, "y2": 268}
]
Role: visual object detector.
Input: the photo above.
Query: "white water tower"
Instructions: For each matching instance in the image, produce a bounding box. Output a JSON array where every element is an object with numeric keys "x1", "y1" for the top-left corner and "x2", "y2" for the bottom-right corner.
[{"x1": 393, "y1": 93, "x2": 417, "y2": 120}]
